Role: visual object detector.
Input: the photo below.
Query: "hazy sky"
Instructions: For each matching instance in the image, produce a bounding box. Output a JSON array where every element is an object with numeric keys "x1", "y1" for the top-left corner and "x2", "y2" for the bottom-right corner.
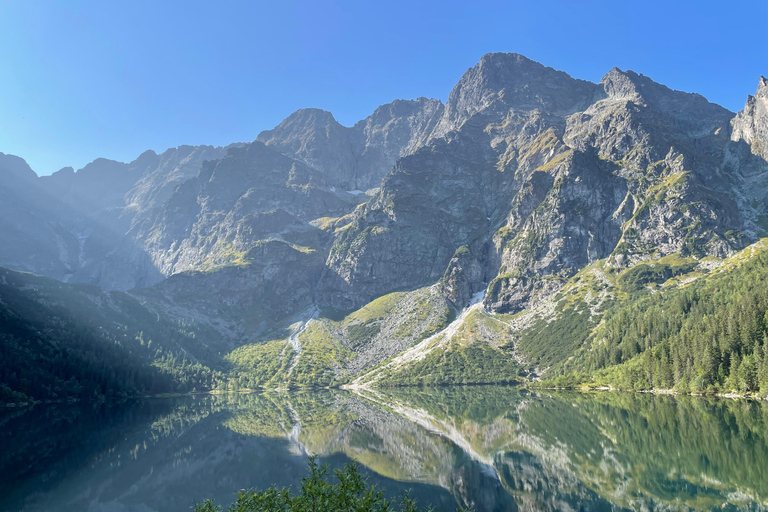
[{"x1": 1, "y1": 0, "x2": 766, "y2": 175}]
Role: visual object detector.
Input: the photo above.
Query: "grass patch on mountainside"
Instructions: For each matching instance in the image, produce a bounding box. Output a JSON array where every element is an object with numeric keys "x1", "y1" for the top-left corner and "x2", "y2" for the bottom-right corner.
[
  {"x1": 376, "y1": 310, "x2": 522, "y2": 386},
  {"x1": 378, "y1": 342, "x2": 521, "y2": 386},
  {"x1": 225, "y1": 339, "x2": 292, "y2": 389},
  {"x1": 336, "y1": 285, "x2": 455, "y2": 374},
  {"x1": 342, "y1": 291, "x2": 408, "y2": 324},
  {"x1": 289, "y1": 322, "x2": 353, "y2": 387},
  {"x1": 224, "y1": 285, "x2": 453, "y2": 388},
  {"x1": 514, "y1": 303, "x2": 596, "y2": 371},
  {"x1": 226, "y1": 322, "x2": 352, "y2": 389}
]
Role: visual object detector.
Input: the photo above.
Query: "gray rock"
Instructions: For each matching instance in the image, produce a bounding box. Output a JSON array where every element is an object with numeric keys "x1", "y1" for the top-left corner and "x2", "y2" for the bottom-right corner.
[
  {"x1": 257, "y1": 98, "x2": 443, "y2": 190},
  {"x1": 442, "y1": 245, "x2": 486, "y2": 308},
  {"x1": 731, "y1": 76, "x2": 768, "y2": 159}
]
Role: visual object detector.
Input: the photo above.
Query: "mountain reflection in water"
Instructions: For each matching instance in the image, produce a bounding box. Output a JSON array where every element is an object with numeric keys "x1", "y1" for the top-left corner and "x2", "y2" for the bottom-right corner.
[{"x1": 1, "y1": 387, "x2": 767, "y2": 512}]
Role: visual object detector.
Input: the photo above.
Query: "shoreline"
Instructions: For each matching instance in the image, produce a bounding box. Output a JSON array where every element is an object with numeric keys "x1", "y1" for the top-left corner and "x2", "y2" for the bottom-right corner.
[
  {"x1": 5, "y1": 381, "x2": 767, "y2": 410},
  {"x1": 1, "y1": 388, "x2": 270, "y2": 410},
  {"x1": 1, "y1": 385, "x2": 347, "y2": 410},
  {"x1": 528, "y1": 383, "x2": 768, "y2": 401}
]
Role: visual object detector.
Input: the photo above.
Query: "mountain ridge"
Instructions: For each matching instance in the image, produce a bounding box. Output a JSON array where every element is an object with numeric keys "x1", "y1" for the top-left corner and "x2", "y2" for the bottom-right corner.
[{"x1": 2, "y1": 52, "x2": 767, "y2": 397}]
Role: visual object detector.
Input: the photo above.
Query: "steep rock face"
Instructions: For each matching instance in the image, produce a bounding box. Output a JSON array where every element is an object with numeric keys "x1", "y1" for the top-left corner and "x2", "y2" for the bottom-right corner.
[
  {"x1": 565, "y1": 68, "x2": 732, "y2": 171},
  {"x1": 320, "y1": 55, "x2": 759, "y2": 314},
  {"x1": 257, "y1": 98, "x2": 443, "y2": 190},
  {"x1": 41, "y1": 151, "x2": 160, "y2": 219},
  {"x1": 731, "y1": 76, "x2": 768, "y2": 159},
  {"x1": 487, "y1": 150, "x2": 629, "y2": 312},
  {"x1": 148, "y1": 239, "x2": 324, "y2": 344},
  {"x1": 486, "y1": 68, "x2": 746, "y2": 311},
  {"x1": 429, "y1": 53, "x2": 596, "y2": 142},
  {"x1": 256, "y1": 109, "x2": 355, "y2": 186},
  {"x1": 725, "y1": 77, "x2": 768, "y2": 237},
  {"x1": 0, "y1": 157, "x2": 80, "y2": 279},
  {"x1": 0, "y1": 145, "x2": 237, "y2": 290},
  {"x1": 0, "y1": 154, "x2": 162, "y2": 290},
  {"x1": 40, "y1": 145, "x2": 235, "y2": 233},
  {"x1": 442, "y1": 245, "x2": 486, "y2": 308},
  {"x1": 0, "y1": 152, "x2": 37, "y2": 181},
  {"x1": 318, "y1": 54, "x2": 602, "y2": 310},
  {"x1": 123, "y1": 145, "x2": 237, "y2": 218},
  {"x1": 5, "y1": 94, "x2": 447, "y2": 293},
  {"x1": 568, "y1": 71, "x2": 732, "y2": 174},
  {"x1": 131, "y1": 141, "x2": 359, "y2": 276},
  {"x1": 318, "y1": 125, "x2": 515, "y2": 310},
  {"x1": 353, "y1": 98, "x2": 445, "y2": 188},
  {"x1": 612, "y1": 165, "x2": 745, "y2": 265}
]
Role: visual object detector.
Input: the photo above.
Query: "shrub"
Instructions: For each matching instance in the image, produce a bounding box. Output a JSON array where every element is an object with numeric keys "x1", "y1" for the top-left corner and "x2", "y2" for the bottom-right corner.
[{"x1": 193, "y1": 456, "x2": 467, "y2": 512}]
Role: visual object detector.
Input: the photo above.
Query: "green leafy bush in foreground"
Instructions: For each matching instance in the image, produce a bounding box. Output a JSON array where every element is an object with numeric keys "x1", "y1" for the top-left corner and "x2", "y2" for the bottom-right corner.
[{"x1": 194, "y1": 456, "x2": 464, "y2": 512}]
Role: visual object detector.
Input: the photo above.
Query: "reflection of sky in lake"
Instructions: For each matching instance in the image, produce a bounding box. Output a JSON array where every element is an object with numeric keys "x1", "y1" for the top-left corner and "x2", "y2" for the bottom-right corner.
[{"x1": 1, "y1": 387, "x2": 767, "y2": 512}]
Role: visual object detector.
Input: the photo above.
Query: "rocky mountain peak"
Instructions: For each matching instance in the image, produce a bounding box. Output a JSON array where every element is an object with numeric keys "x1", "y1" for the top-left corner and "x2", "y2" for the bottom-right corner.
[
  {"x1": 730, "y1": 75, "x2": 768, "y2": 158},
  {"x1": 135, "y1": 149, "x2": 159, "y2": 165},
  {"x1": 53, "y1": 166, "x2": 75, "y2": 176},
  {"x1": 258, "y1": 108, "x2": 344, "y2": 144},
  {"x1": 599, "y1": 67, "x2": 731, "y2": 121},
  {"x1": 0, "y1": 152, "x2": 37, "y2": 182},
  {"x1": 352, "y1": 97, "x2": 444, "y2": 177},
  {"x1": 257, "y1": 98, "x2": 444, "y2": 190},
  {"x1": 430, "y1": 53, "x2": 596, "y2": 141},
  {"x1": 571, "y1": 66, "x2": 732, "y2": 169},
  {"x1": 757, "y1": 75, "x2": 768, "y2": 98},
  {"x1": 256, "y1": 108, "x2": 352, "y2": 185},
  {"x1": 599, "y1": 67, "x2": 643, "y2": 101},
  {"x1": 208, "y1": 141, "x2": 293, "y2": 180},
  {"x1": 362, "y1": 97, "x2": 443, "y2": 125}
]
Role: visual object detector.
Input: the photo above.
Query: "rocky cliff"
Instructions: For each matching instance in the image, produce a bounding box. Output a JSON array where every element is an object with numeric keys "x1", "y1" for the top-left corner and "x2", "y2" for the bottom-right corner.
[
  {"x1": 256, "y1": 97, "x2": 444, "y2": 191},
  {"x1": 319, "y1": 54, "x2": 755, "y2": 314}
]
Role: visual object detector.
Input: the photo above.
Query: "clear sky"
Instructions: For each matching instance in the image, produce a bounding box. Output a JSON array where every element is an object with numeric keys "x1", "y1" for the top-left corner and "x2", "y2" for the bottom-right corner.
[{"x1": 1, "y1": 0, "x2": 766, "y2": 175}]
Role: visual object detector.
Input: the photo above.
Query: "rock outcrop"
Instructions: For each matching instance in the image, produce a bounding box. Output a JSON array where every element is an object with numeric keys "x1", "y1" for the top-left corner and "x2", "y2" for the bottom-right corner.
[
  {"x1": 257, "y1": 98, "x2": 443, "y2": 190},
  {"x1": 731, "y1": 75, "x2": 768, "y2": 159}
]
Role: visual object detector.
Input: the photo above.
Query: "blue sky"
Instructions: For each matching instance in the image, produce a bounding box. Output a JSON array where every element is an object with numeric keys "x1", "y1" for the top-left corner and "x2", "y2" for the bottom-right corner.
[{"x1": 1, "y1": 0, "x2": 766, "y2": 175}]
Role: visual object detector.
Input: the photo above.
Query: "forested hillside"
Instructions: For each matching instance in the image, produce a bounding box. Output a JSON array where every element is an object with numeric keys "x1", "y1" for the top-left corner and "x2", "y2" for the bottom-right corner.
[
  {"x1": 0, "y1": 268, "x2": 226, "y2": 404},
  {"x1": 545, "y1": 248, "x2": 768, "y2": 396}
]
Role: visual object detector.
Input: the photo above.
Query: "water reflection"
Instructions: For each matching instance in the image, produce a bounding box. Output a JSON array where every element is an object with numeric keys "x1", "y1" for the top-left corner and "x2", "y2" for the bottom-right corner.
[{"x1": 1, "y1": 387, "x2": 767, "y2": 511}]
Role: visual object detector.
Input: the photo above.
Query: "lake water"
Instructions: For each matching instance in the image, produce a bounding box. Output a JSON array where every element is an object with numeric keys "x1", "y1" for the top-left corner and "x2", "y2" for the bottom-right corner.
[{"x1": 1, "y1": 387, "x2": 767, "y2": 512}]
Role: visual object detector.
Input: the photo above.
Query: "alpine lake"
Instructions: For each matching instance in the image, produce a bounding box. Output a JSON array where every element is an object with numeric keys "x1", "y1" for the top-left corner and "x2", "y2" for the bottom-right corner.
[{"x1": 2, "y1": 386, "x2": 767, "y2": 512}]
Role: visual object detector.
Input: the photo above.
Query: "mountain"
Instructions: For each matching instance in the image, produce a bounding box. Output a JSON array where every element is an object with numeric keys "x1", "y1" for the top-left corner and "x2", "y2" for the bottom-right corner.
[
  {"x1": 1, "y1": 53, "x2": 768, "y2": 398},
  {"x1": 0, "y1": 153, "x2": 162, "y2": 291},
  {"x1": 0, "y1": 145, "x2": 238, "y2": 291},
  {"x1": 256, "y1": 98, "x2": 444, "y2": 191},
  {"x1": 321, "y1": 54, "x2": 744, "y2": 313}
]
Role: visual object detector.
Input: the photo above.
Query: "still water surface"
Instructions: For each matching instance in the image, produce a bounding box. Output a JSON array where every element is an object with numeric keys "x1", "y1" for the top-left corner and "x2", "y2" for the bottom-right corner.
[{"x1": 1, "y1": 387, "x2": 767, "y2": 512}]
